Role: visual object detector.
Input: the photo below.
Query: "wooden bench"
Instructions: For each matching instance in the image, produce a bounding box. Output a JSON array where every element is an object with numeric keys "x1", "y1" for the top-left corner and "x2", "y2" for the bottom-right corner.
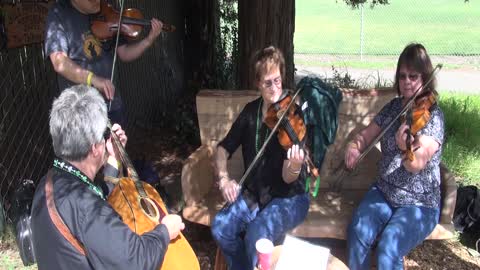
[{"x1": 181, "y1": 89, "x2": 457, "y2": 264}]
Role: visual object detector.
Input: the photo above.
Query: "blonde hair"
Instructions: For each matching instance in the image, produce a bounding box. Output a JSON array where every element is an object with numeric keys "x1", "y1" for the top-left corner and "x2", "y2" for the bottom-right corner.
[{"x1": 253, "y1": 46, "x2": 285, "y2": 84}]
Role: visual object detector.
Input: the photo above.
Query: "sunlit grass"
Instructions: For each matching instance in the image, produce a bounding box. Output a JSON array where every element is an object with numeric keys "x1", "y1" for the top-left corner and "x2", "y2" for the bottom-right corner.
[{"x1": 440, "y1": 93, "x2": 480, "y2": 186}]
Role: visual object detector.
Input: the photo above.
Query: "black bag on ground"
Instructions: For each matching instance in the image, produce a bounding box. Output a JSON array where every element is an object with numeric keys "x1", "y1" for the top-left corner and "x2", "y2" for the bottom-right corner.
[
  {"x1": 10, "y1": 179, "x2": 36, "y2": 266},
  {"x1": 453, "y1": 185, "x2": 480, "y2": 233}
]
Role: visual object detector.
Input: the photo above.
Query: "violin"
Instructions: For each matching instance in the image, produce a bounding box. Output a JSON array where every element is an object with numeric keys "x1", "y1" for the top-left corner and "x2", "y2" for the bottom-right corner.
[
  {"x1": 91, "y1": 1, "x2": 176, "y2": 41},
  {"x1": 402, "y1": 90, "x2": 437, "y2": 161},
  {"x1": 263, "y1": 94, "x2": 321, "y2": 189}
]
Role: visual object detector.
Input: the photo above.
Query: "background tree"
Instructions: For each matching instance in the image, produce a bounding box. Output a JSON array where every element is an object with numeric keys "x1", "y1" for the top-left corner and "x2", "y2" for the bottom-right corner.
[{"x1": 237, "y1": 0, "x2": 295, "y2": 90}]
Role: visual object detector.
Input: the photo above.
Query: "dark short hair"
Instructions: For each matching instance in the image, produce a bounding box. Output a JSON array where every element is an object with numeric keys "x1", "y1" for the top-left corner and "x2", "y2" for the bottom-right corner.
[{"x1": 393, "y1": 43, "x2": 438, "y2": 97}]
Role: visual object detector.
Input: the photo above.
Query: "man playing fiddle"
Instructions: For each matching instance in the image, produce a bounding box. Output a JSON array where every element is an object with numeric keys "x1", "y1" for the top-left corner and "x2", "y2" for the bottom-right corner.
[
  {"x1": 44, "y1": 0, "x2": 164, "y2": 126},
  {"x1": 31, "y1": 84, "x2": 185, "y2": 269}
]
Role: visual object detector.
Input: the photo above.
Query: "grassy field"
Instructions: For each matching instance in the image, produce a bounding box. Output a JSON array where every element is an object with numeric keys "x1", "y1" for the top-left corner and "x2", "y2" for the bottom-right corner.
[
  {"x1": 440, "y1": 93, "x2": 480, "y2": 186},
  {"x1": 295, "y1": 0, "x2": 480, "y2": 56}
]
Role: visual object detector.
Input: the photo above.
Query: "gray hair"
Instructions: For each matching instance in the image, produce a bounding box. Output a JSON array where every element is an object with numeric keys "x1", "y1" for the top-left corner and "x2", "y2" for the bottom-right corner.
[{"x1": 49, "y1": 85, "x2": 108, "y2": 161}]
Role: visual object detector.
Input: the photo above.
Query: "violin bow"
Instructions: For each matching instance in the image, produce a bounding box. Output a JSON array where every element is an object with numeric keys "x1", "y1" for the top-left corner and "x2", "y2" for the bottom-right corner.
[
  {"x1": 108, "y1": 0, "x2": 126, "y2": 111},
  {"x1": 220, "y1": 87, "x2": 303, "y2": 209},
  {"x1": 330, "y1": 64, "x2": 443, "y2": 192}
]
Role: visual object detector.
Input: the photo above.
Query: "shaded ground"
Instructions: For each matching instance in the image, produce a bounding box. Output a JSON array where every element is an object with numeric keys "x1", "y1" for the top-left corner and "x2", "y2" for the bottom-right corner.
[{"x1": 1, "y1": 127, "x2": 480, "y2": 269}]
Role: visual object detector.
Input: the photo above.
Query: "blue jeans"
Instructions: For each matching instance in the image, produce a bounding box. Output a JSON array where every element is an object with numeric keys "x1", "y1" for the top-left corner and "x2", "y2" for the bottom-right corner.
[
  {"x1": 211, "y1": 193, "x2": 309, "y2": 270},
  {"x1": 347, "y1": 185, "x2": 440, "y2": 270}
]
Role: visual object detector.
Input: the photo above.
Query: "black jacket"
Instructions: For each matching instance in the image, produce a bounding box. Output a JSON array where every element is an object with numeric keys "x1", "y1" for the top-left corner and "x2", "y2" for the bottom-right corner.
[{"x1": 31, "y1": 165, "x2": 170, "y2": 270}]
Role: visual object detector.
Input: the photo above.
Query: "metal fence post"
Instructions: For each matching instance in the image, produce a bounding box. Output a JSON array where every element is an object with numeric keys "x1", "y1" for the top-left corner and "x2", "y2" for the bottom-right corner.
[{"x1": 360, "y1": 4, "x2": 364, "y2": 61}]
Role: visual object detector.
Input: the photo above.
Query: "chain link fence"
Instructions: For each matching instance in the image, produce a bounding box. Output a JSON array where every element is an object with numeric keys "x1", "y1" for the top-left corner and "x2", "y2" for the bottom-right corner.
[
  {"x1": 295, "y1": 0, "x2": 480, "y2": 63},
  {"x1": 0, "y1": 0, "x2": 189, "y2": 224},
  {"x1": 0, "y1": 43, "x2": 57, "y2": 223}
]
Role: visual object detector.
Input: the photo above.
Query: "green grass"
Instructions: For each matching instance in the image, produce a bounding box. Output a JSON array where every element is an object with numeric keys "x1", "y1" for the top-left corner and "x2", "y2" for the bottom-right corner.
[
  {"x1": 295, "y1": 0, "x2": 480, "y2": 56},
  {"x1": 0, "y1": 225, "x2": 37, "y2": 270},
  {"x1": 440, "y1": 93, "x2": 480, "y2": 186}
]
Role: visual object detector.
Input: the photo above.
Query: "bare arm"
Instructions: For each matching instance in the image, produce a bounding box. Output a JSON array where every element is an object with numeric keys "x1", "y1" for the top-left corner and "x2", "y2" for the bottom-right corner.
[
  {"x1": 214, "y1": 145, "x2": 239, "y2": 203},
  {"x1": 214, "y1": 145, "x2": 230, "y2": 183},
  {"x1": 344, "y1": 121, "x2": 382, "y2": 169},
  {"x1": 49, "y1": 52, "x2": 115, "y2": 100},
  {"x1": 50, "y1": 51, "x2": 91, "y2": 86},
  {"x1": 116, "y1": 19, "x2": 162, "y2": 62}
]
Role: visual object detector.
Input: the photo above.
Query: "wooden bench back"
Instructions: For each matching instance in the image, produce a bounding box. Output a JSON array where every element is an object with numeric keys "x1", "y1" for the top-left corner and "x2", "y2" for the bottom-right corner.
[{"x1": 196, "y1": 88, "x2": 397, "y2": 189}]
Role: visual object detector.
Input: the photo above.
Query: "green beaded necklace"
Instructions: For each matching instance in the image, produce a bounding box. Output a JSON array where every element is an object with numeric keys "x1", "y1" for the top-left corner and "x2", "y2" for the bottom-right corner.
[
  {"x1": 255, "y1": 99, "x2": 270, "y2": 154},
  {"x1": 53, "y1": 158, "x2": 105, "y2": 200}
]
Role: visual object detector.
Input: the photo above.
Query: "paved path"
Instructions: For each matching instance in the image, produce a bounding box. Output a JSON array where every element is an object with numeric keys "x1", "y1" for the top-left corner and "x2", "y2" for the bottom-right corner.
[{"x1": 295, "y1": 66, "x2": 479, "y2": 94}]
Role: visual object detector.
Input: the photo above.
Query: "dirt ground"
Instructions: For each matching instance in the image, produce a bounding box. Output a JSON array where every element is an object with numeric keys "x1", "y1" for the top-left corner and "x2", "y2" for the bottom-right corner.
[{"x1": 1, "y1": 126, "x2": 480, "y2": 269}]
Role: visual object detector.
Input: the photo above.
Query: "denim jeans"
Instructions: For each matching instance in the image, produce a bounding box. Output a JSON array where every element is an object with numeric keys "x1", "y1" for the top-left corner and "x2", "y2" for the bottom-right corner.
[
  {"x1": 211, "y1": 193, "x2": 309, "y2": 270},
  {"x1": 347, "y1": 185, "x2": 440, "y2": 270}
]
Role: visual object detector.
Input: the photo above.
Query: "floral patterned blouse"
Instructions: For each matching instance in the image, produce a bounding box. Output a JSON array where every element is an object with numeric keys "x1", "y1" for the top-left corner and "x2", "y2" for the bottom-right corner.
[{"x1": 374, "y1": 97, "x2": 444, "y2": 209}]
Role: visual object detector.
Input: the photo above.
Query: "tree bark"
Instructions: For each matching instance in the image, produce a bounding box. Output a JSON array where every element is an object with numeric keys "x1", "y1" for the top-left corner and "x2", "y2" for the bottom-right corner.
[
  {"x1": 184, "y1": 0, "x2": 218, "y2": 89},
  {"x1": 238, "y1": 0, "x2": 295, "y2": 90}
]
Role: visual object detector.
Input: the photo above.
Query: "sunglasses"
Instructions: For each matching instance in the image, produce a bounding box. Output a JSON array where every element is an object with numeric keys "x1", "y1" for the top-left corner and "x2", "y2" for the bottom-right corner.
[
  {"x1": 262, "y1": 76, "x2": 282, "y2": 89},
  {"x1": 399, "y1": 73, "x2": 421, "y2": 82}
]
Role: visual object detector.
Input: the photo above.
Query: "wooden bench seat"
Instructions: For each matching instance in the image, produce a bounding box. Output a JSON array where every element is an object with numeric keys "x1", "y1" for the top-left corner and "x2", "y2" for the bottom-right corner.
[{"x1": 181, "y1": 89, "x2": 457, "y2": 242}]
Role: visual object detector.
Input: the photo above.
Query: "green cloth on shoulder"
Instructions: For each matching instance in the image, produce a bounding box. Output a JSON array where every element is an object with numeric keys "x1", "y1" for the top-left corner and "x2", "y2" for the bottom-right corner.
[{"x1": 298, "y1": 76, "x2": 343, "y2": 169}]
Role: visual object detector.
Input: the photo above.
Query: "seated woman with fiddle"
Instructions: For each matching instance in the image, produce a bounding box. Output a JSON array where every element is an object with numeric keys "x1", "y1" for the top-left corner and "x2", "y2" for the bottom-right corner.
[
  {"x1": 345, "y1": 43, "x2": 444, "y2": 270},
  {"x1": 210, "y1": 46, "x2": 311, "y2": 270}
]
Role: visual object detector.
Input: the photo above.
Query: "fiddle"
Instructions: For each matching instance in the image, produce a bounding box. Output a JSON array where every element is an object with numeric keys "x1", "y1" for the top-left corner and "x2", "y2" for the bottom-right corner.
[
  {"x1": 91, "y1": 1, "x2": 176, "y2": 41},
  {"x1": 402, "y1": 90, "x2": 437, "y2": 161},
  {"x1": 263, "y1": 94, "x2": 321, "y2": 195}
]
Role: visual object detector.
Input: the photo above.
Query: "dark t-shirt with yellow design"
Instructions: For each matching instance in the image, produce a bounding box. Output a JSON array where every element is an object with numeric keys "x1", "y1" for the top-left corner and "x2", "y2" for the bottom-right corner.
[{"x1": 44, "y1": 0, "x2": 123, "y2": 111}]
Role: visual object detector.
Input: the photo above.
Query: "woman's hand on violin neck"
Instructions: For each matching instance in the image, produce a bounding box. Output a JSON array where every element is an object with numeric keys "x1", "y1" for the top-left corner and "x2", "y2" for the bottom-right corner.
[
  {"x1": 147, "y1": 18, "x2": 163, "y2": 44},
  {"x1": 395, "y1": 123, "x2": 415, "y2": 151},
  {"x1": 91, "y1": 75, "x2": 115, "y2": 100},
  {"x1": 219, "y1": 177, "x2": 240, "y2": 203},
  {"x1": 287, "y1": 144, "x2": 305, "y2": 168}
]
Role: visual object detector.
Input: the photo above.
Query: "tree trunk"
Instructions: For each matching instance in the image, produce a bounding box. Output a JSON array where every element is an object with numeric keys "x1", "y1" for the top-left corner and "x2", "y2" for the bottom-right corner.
[
  {"x1": 184, "y1": 0, "x2": 218, "y2": 89},
  {"x1": 238, "y1": 0, "x2": 295, "y2": 90}
]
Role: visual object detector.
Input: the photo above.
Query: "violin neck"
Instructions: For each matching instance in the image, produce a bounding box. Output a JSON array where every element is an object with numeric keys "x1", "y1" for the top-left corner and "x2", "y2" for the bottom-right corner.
[
  {"x1": 121, "y1": 17, "x2": 176, "y2": 32},
  {"x1": 122, "y1": 17, "x2": 151, "y2": 27},
  {"x1": 110, "y1": 127, "x2": 140, "y2": 181}
]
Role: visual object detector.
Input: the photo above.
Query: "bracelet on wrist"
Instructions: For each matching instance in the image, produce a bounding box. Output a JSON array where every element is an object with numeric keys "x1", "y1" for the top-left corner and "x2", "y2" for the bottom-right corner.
[
  {"x1": 86, "y1": 71, "x2": 94, "y2": 86},
  {"x1": 218, "y1": 176, "x2": 230, "y2": 189},
  {"x1": 288, "y1": 162, "x2": 301, "y2": 174},
  {"x1": 348, "y1": 141, "x2": 359, "y2": 150}
]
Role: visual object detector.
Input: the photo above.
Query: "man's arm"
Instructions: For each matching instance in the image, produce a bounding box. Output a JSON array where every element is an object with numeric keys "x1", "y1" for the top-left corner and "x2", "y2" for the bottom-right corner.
[
  {"x1": 49, "y1": 52, "x2": 115, "y2": 100},
  {"x1": 116, "y1": 19, "x2": 163, "y2": 62}
]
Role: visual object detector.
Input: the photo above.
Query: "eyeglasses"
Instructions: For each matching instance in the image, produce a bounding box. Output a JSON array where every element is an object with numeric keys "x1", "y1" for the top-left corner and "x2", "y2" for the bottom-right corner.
[
  {"x1": 399, "y1": 73, "x2": 421, "y2": 82},
  {"x1": 262, "y1": 76, "x2": 282, "y2": 89},
  {"x1": 103, "y1": 126, "x2": 111, "y2": 141}
]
